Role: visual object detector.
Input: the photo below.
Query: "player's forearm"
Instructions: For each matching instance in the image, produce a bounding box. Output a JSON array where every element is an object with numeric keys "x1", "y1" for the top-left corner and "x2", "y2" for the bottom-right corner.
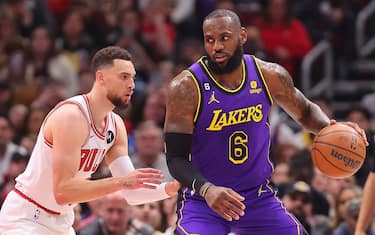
[
  {"x1": 121, "y1": 182, "x2": 169, "y2": 205},
  {"x1": 53, "y1": 177, "x2": 123, "y2": 205},
  {"x1": 298, "y1": 102, "x2": 330, "y2": 135},
  {"x1": 108, "y1": 156, "x2": 171, "y2": 204},
  {"x1": 356, "y1": 173, "x2": 375, "y2": 232},
  {"x1": 165, "y1": 132, "x2": 209, "y2": 194}
]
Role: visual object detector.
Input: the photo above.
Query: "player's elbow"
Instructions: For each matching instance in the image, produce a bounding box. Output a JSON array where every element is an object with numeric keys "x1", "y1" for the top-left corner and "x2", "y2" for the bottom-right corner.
[{"x1": 53, "y1": 188, "x2": 70, "y2": 205}]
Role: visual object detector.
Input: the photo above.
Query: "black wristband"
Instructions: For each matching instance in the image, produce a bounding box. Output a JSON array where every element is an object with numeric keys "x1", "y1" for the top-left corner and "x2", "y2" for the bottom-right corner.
[{"x1": 165, "y1": 132, "x2": 209, "y2": 193}]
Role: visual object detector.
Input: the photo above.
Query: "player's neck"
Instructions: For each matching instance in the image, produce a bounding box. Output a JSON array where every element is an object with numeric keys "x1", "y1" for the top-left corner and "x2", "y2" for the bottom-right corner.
[
  {"x1": 85, "y1": 90, "x2": 114, "y2": 124},
  {"x1": 213, "y1": 66, "x2": 243, "y2": 90}
]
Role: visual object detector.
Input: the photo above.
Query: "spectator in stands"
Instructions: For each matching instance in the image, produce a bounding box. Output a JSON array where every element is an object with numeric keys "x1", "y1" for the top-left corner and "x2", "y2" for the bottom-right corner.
[
  {"x1": 132, "y1": 121, "x2": 173, "y2": 182},
  {"x1": 332, "y1": 186, "x2": 367, "y2": 235},
  {"x1": 22, "y1": 26, "x2": 79, "y2": 100},
  {"x1": 7, "y1": 104, "x2": 28, "y2": 143},
  {"x1": 20, "y1": 106, "x2": 48, "y2": 140},
  {"x1": 79, "y1": 191, "x2": 154, "y2": 235},
  {"x1": 160, "y1": 195, "x2": 178, "y2": 235},
  {"x1": 132, "y1": 201, "x2": 166, "y2": 234},
  {"x1": 116, "y1": 9, "x2": 155, "y2": 84},
  {"x1": 0, "y1": 82, "x2": 14, "y2": 117},
  {"x1": 1, "y1": 0, "x2": 56, "y2": 37},
  {"x1": 271, "y1": 162, "x2": 291, "y2": 186},
  {"x1": 286, "y1": 150, "x2": 330, "y2": 216},
  {"x1": 256, "y1": 0, "x2": 313, "y2": 88},
  {"x1": 140, "y1": 0, "x2": 176, "y2": 61},
  {"x1": 0, "y1": 7, "x2": 23, "y2": 67},
  {"x1": 78, "y1": 198, "x2": 103, "y2": 232},
  {"x1": 0, "y1": 116, "x2": 27, "y2": 185},
  {"x1": 0, "y1": 152, "x2": 29, "y2": 206},
  {"x1": 282, "y1": 181, "x2": 313, "y2": 234},
  {"x1": 58, "y1": 9, "x2": 93, "y2": 72},
  {"x1": 243, "y1": 25, "x2": 268, "y2": 60},
  {"x1": 142, "y1": 91, "x2": 166, "y2": 129}
]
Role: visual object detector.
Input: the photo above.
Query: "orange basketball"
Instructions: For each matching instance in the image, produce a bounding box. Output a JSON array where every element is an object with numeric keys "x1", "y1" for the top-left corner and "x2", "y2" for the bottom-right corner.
[{"x1": 311, "y1": 124, "x2": 366, "y2": 179}]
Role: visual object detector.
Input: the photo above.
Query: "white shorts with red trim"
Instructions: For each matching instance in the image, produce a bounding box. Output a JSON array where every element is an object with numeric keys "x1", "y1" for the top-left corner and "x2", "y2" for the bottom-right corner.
[{"x1": 0, "y1": 191, "x2": 75, "y2": 235}]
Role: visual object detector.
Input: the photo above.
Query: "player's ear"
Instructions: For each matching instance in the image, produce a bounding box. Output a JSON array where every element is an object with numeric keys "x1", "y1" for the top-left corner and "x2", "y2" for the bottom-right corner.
[
  {"x1": 240, "y1": 27, "x2": 247, "y2": 45},
  {"x1": 96, "y1": 70, "x2": 105, "y2": 83}
]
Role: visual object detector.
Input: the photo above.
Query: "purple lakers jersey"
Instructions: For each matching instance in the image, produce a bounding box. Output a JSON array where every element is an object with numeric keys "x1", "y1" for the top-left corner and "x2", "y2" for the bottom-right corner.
[{"x1": 187, "y1": 55, "x2": 274, "y2": 192}]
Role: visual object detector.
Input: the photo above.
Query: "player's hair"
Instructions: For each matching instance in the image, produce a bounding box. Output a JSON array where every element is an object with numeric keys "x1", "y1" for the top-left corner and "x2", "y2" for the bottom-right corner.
[
  {"x1": 91, "y1": 46, "x2": 134, "y2": 72},
  {"x1": 203, "y1": 9, "x2": 241, "y2": 27}
]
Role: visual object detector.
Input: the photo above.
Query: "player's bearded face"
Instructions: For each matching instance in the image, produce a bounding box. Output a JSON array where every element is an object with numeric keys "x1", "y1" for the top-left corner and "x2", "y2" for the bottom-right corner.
[
  {"x1": 206, "y1": 41, "x2": 243, "y2": 75},
  {"x1": 107, "y1": 93, "x2": 129, "y2": 109}
]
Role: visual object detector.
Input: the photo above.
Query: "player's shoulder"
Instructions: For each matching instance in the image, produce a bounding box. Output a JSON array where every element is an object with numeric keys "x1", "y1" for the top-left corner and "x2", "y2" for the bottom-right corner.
[
  {"x1": 254, "y1": 57, "x2": 285, "y2": 75},
  {"x1": 111, "y1": 112, "x2": 125, "y2": 127},
  {"x1": 48, "y1": 102, "x2": 87, "y2": 125},
  {"x1": 168, "y1": 70, "x2": 198, "y2": 93}
]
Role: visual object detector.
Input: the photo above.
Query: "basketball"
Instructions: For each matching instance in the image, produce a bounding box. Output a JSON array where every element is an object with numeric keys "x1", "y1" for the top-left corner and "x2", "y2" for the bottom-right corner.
[{"x1": 311, "y1": 124, "x2": 366, "y2": 179}]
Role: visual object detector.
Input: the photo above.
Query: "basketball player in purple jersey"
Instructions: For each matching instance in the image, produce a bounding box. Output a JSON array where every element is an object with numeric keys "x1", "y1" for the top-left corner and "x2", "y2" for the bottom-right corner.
[{"x1": 164, "y1": 9, "x2": 368, "y2": 235}]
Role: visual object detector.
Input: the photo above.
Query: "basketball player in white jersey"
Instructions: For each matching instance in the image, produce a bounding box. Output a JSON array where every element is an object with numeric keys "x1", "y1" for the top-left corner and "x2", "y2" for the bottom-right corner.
[{"x1": 0, "y1": 46, "x2": 180, "y2": 235}]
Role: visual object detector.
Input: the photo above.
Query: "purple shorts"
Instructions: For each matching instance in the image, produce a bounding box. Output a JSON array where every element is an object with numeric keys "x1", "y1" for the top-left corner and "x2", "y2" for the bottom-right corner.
[{"x1": 175, "y1": 181, "x2": 304, "y2": 235}]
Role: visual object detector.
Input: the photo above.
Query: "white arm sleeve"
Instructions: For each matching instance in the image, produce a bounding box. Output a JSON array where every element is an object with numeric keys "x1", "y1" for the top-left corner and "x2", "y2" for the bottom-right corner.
[{"x1": 108, "y1": 156, "x2": 170, "y2": 205}]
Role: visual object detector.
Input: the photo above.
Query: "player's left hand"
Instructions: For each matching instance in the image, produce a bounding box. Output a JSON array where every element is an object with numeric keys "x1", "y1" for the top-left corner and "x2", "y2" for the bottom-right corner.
[
  {"x1": 165, "y1": 180, "x2": 180, "y2": 196},
  {"x1": 204, "y1": 185, "x2": 245, "y2": 221},
  {"x1": 330, "y1": 120, "x2": 369, "y2": 146}
]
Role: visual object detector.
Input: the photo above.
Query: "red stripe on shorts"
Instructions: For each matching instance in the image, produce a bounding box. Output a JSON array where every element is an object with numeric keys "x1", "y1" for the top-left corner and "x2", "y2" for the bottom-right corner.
[{"x1": 13, "y1": 188, "x2": 61, "y2": 215}]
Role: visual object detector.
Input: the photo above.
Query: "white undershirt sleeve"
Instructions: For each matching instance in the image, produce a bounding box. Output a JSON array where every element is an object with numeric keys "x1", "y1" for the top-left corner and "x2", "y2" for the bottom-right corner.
[{"x1": 108, "y1": 156, "x2": 170, "y2": 205}]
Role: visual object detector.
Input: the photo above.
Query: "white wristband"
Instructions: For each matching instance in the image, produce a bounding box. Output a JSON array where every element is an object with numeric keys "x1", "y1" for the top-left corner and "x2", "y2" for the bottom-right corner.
[
  {"x1": 108, "y1": 155, "x2": 170, "y2": 205},
  {"x1": 108, "y1": 155, "x2": 135, "y2": 177},
  {"x1": 121, "y1": 182, "x2": 169, "y2": 205}
]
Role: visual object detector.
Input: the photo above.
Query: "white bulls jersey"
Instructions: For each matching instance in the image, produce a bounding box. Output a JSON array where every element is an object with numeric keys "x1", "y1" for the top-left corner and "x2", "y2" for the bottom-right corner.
[{"x1": 15, "y1": 95, "x2": 117, "y2": 214}]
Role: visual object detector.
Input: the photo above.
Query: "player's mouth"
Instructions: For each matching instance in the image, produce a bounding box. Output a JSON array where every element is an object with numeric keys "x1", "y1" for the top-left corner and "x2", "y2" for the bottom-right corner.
[
  {"x1": 124, "y1": 92, "x2": 133, "y2": 101},
  {"x1": 213, "y1": 54, "x2": 228, "y2": 63}
]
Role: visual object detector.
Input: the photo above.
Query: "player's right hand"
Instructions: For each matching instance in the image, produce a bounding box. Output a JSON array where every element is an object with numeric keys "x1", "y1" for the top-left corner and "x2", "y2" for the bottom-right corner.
[
  {"x1": 204, "y1": 185, "x2": 246, "y2": 221},
  {"x1": 120, "y1": 168, "x2": 163, "y2": 190}
]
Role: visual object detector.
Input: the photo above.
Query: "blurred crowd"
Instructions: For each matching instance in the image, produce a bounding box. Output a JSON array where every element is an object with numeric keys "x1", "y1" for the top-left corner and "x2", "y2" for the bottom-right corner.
[{"x1": 0, "y1": 0, "x2": 374, "y2": 234}]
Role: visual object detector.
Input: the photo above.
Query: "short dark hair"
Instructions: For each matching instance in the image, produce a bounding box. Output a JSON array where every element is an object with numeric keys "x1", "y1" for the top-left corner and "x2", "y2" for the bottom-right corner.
[
  {"x1": 91, "y1": 46, "x2": 134, "y2": 73},
  {"x1": 204, "y1": 9, "x2": 241, "y2": 28}
]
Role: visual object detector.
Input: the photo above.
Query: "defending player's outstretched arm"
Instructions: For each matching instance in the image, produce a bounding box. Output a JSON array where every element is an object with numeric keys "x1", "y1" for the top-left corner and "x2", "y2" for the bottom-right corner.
[
  {"x1": 105, "y1": 114, "x2": 180, "y2": 205},
  {"x1": 48, "y1": 104, "x2": 163, "y2": 205}
]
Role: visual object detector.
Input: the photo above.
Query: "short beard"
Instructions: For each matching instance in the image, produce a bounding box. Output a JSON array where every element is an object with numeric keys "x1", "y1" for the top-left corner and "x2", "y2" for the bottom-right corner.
[
  {"x1": 206, "y1": 44, "x2": 243, "y2": 75},
  {"x1": 107, "y1": 94, "x2": 129, "y2": 109}
]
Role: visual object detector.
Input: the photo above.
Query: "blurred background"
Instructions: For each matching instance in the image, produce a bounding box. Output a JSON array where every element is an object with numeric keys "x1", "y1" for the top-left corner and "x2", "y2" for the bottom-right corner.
[{"x1": 0, "y1": 0, "x2": 374, "y2": 234}]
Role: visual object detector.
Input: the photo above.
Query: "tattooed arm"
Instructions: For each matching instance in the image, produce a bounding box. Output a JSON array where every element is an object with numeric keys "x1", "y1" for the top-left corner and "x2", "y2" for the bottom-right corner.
[
  {"x1": 164, "y1": 71, "x2": 246, "y2": 221},
  {"x1": 256, "y1": 58, "x2": 330, "y2": 134}
]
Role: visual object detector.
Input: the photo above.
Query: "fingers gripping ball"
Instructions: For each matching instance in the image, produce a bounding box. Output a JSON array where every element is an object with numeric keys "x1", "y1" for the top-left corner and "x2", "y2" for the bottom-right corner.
[{"x1": 311, "y1": 124, "x2": 366, "y2": 179}]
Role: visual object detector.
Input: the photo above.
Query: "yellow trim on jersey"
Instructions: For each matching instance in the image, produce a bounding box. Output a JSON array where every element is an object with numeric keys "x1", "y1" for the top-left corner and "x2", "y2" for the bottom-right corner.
[
  {"x1": 184, "y1": 70, "x2": 202, "y2": 123},
  {"x1": 199, "y1": 57, "x2": 246, "y2": 93},
  {"x1": 177, "y1": 189, "x2": 196, "y2": 235},
  {"x1": 253, "y1": 56, "x2": 274, "y2": 105},
  {"x1": 265, "y1": 180, "x2": 301, "y2": 235},
  {"x1": 265, "y1": 122, "x2": 275, "y2": 172}
]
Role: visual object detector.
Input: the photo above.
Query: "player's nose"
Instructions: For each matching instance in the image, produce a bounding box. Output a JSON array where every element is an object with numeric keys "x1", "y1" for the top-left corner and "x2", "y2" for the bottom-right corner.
[{"x1": 213, "y1": 40, "x2": 224, "y2": 51}]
